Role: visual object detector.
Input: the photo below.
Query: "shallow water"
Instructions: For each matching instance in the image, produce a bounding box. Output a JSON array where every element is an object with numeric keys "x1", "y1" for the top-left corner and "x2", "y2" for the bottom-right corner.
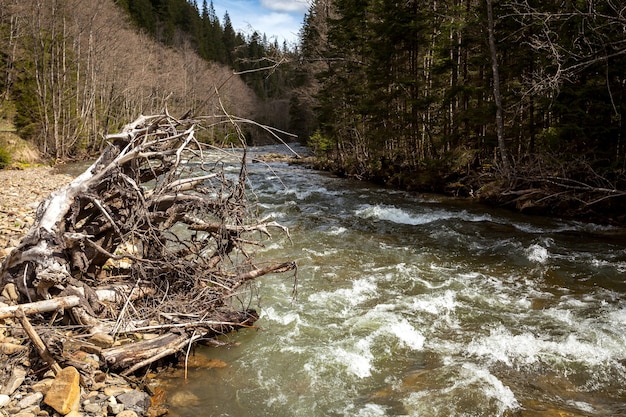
[{"x1": 162, "y1": 145, "x2": 626, "y2": 417}]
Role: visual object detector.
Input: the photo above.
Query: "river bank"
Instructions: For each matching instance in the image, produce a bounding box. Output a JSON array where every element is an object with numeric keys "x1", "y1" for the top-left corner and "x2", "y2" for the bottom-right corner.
[
  {"x1": 294, "y1": 154, "x2": 626, "y2": 226},
  {"x1": 0, "y1": 166, "x2": 167, "y2": 417}
]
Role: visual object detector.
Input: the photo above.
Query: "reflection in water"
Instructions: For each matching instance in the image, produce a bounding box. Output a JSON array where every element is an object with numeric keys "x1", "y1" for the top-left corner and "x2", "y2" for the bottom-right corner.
[{"x1": 160, "y1": 145, "x2": 626, "y2": 417}]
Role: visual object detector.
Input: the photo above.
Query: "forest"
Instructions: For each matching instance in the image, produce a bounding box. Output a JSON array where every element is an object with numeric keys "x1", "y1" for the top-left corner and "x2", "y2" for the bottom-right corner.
[
  {"x1": 1, "y1": 0, "x2": 626, "y2": 222},
  {"x1": 292, "y1": 0, "x2": 626, "y2": 222}
]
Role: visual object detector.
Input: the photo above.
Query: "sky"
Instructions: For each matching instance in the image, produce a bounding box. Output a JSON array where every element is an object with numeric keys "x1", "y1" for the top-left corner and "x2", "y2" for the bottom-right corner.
[{"x1": 209, "y1": 0, "x2": 309, "y2": 46}]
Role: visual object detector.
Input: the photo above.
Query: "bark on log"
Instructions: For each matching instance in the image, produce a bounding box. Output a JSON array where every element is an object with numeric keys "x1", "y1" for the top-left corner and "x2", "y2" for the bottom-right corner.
[{"x1": 102, "y1": 333, "x2": 188, "y2": 370}]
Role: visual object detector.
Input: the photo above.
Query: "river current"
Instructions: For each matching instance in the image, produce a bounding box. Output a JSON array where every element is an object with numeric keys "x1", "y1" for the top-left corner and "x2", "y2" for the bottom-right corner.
[{"x1": 163, "y1": 145, "x2": 626, "y2": 417}]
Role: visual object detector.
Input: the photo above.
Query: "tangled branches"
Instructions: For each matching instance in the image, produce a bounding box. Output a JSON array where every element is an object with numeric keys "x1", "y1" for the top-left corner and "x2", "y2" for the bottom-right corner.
[{"x1": 0, "y1": 113, "x2": 295, "y2": 376}]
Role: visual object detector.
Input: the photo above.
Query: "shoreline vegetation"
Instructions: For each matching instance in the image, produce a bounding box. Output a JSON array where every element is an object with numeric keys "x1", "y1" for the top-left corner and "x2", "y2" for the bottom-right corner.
[{"x1": 275, "y1": 153, "x2": 626, "y2": 227}]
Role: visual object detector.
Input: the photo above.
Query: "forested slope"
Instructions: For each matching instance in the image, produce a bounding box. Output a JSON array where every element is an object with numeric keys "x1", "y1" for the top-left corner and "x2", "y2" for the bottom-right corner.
[
  {"x1": 293, "y1": 0, "x2": 626, "y2": 223},
  {"x1": 0, "y1": 0, "x2": 259, "y2": 161}
]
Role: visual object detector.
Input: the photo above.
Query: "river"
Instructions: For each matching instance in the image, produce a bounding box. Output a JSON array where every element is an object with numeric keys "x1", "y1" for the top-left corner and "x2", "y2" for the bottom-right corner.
[{"x1": 161, "y1": 144, "x2": 626, "y2": 417}]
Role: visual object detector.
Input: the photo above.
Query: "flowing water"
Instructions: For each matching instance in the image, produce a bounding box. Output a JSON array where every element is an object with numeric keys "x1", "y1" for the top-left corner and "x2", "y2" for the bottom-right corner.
[{"x1": 160, "y1": 145, "x2": 626, "y2": 417}]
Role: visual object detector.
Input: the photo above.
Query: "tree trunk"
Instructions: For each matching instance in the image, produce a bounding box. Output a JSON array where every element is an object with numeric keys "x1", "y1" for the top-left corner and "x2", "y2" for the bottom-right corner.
[{"x1": 486, "y1": 0, "x2": 510, "y2": 175}]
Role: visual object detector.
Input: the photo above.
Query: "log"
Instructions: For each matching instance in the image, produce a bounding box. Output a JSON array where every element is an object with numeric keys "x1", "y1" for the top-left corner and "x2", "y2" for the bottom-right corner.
[
  {"x1": 121, "y1": 334, "x2": 202, "y2": 376},
  {"x1": 0, "y1": 296, "x2": 80, "y2": 319},
  {"x1": 102, "y1": 333, "x2": 189, "y2": 370}
]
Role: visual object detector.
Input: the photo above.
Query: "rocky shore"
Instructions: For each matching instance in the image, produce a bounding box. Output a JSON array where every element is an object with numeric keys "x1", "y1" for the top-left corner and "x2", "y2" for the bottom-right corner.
[
  {"x1": 0, "y1": 167, "x2": 165, "y2": 417},
  {"x1": 0, "y1": 166, "x2": 74, "y2": 259}
]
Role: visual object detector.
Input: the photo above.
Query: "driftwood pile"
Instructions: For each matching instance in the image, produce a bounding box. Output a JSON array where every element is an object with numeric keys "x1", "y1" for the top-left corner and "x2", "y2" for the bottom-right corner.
[{"x1": 0, "y1": 114, "x2": 295, "y2": 383}]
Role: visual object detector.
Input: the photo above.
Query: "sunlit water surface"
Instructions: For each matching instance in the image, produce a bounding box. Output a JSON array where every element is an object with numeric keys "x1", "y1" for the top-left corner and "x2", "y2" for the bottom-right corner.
[{"x1": 159, "y1": 145, "x2": 626, "y2": 417}]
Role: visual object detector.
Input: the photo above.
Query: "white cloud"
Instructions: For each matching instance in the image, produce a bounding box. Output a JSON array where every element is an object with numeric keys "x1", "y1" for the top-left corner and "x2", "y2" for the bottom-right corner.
[
  {"x1": 241, "y1": 12, "x2": 301, "y2": 44},
  {"x1": 213, "y1": 0, "x2": 305, "y2": 44},
  {"x1": 260, "y1": 0, "x2": 309, "y2": 13}
]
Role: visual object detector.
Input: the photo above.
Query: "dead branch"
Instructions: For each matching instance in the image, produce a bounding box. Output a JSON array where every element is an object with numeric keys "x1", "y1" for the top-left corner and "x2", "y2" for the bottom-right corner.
[
  {"x1": 16, "y1": 308, "x2": 62, "y2": 375},
  {"x1": 0, "y1": 296, "x2": 80, "y2": 319}
]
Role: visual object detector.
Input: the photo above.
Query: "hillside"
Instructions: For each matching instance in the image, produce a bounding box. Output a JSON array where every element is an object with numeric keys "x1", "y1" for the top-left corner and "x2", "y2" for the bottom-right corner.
[{"x1": 0, "y1": 0, "x2": 261, "y2": 161}]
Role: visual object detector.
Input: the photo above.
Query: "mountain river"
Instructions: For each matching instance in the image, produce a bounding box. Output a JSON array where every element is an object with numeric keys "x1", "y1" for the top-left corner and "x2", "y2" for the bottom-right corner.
[{"x1": 156, "y1": 145, "x2": 626, "y2": 417}]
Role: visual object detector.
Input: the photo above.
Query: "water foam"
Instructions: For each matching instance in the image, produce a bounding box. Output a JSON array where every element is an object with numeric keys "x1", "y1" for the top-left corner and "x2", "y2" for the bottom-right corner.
[
  {"x1": 344, "y1": 403, "x2": 388, "y2": 417},
  {"x1": 404, "y1": 363, "x2": 519, "y2": 416},
  {"x1": 462, "y1": 363, "x2": 520, "y2": 413},
  {"x1": 356, "y1": 204, "x2": 451, "y2": 225},
  {"x1": 327, "y1": 226, "x2": 348, "y2": 236},
  {"x1": 334, "y1": 340, "x2": 375, "y2": 378},
  {"x1": 389, "y1": 319, "x2": 426, "y2": 350},
  {"x1": 307, "y1": 277, "x2": 378, "y2": 311},
  {"x1": 526, "y1": 243, "x2": 549, "y2": 263},
  {"x1": 410, "y1": 290, "x2": 457, "y2": 316},
  {"x1": 467, "y1": 325, "x2": 617, "y2": 367}
]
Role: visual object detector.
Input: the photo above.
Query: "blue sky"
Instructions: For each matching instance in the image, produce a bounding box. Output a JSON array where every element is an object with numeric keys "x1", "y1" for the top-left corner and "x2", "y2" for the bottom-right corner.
[{"x1": 210, "y1": 0, "x2": 309, "y2": 46}]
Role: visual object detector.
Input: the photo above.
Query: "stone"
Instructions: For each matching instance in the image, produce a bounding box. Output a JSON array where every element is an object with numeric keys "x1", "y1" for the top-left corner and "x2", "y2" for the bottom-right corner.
[
  {"x1": 43, "y1": 366, "x2": 81, "y2": 415},
  {"x1": 116, "y1": 411, "x2": 139, "y2": 417},
  {"x1": 0, "y1": 394, "x2": 10, "y2": 407},
  {"x1": 2, "y1": 366, "x2": 27, "y2": 395},
  {"x1": 31, "y1": 378, "x2": 54, "y2": 394},
  {"x1": 148, "y1": 405, "x2": 169, "y2": 417},
  {"x1": 116, "y1": 391, "x2": 151, "y2": 413},
  {"x1": 1, "y1": 283, "x2": 18, "y2": 301},
  {"x1": 17, "y1": 392, "x2": 43, "y2": 409},
  {"x1": 82, "y1": 402, "x2": 103, "y2": 414},
  {"x1": 65, "y1": 411, "x2": 84, "y2": 417},
  {"x1": 12, "y1": 412, "x2": 36, "y2": 417},
  {"x1": 0, "y1": 341, "x2": 28, "y2": 355},
  {"x1": 88, "y1": 333, "x2": 114, "y2": 349},
  {"x1": 108, "y1": 402, "x2": 125, "y2": 414},
  {"x1": 105, "y1": 375, "x2": 129, "y2": 386},
  {"x1": 103, "y1": 386, "x2": 133, "y2": 397},
  {"x1": 184, "y1": 356, "x2": 228, "y2": 369},
  {"x1": 22, "y1": 406, "x2": 41, "y2": 415},
  {"x1": 168, "y1": 391, "x2": 199, "y2": 408}
]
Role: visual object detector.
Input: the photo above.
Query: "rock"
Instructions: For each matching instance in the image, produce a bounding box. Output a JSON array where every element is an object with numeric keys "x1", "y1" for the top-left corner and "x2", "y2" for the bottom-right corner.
[
  {"x1": 88, "y1": 333, "x2": 114, "y2": 348},
  {"x1": 169, "y1": 391, "x2": 199, "y2": 408},
  {"x1": 116, "y1": 391, "x2": 151, "y2": 413},
  {"x1": 2, "y1": 366, "x2": 27, "y2": 395},
  {"x1": 0, "y1": 341, "x2": 28, "y2": 354},
  {"x1": 0, "y1": 394, "x2": 10, "y2": 407},
  {"x1": 116, "y1": 411, "x2": 139, "y2": 417},
  {"x1": 184, "y1": 356, "x2": 228, "y2": 369},
  {"x1": 108, "y1": 402, "x2": 125, "y2": 414},
  {"x1": 82, "y1": 401, "x2": 103, "y2": 414},
  {"x1": 12, "y1": 412, "x2": 36, "y2": 417},
  {"x1": 103, "y1": 386, "x2": 133, "y2": 397},
  {"x1": 65, "y1": 411, "x2": 85, "y2": 417},
  {"x1": 31, "y1": 378, "x2": 54, "y2": 394},
  {"x1": 17, "y1": 392, "x2": 43, "y2": 409},
  {"x1": 43, "y1": 366, "x2": 81, "y2": 415}
]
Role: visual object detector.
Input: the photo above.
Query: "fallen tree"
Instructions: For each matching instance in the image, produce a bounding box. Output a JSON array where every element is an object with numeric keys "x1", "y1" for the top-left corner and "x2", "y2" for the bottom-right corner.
[{"x1": 0, "y1": 113, "x2": 296, "y2": 379}]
